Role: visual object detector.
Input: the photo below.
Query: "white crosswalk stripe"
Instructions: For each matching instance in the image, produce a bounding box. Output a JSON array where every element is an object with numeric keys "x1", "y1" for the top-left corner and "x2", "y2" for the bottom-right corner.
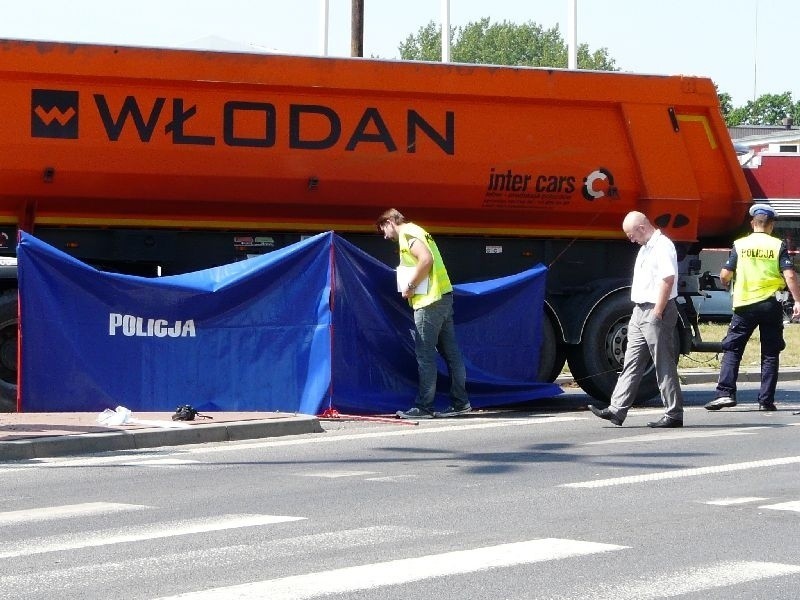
[
  {"x1": 0, "y1": 525, "x2": 444, "y2": 595},
  {"x1": 297, "y1": 470, "x2": 378, "y2": 478},
  {"x1": 704, "y1": 497, "x2": 768, "y2": 506},
  {"x1": 364, "y1": 474, "x2": 417, "y2": 482},
  {"x1": 760, "y1": 500, "x2": 800, "y2": 513},
  {"x1": 151, "y1": 538, "x2": 628, "y2": 600},
  {"x1": 0, "y1": 514, "x2": 306, "y2": 559},
  {"x1": 561, "y1": 455, "x2": 800, "y2": 488},
  {"x1": 0, "y1": 502, "x2": 148, "y2": 524},
  {"x1": 119, "y1": 458, "x2": 199, "y2": 467},
  {"x1": 546, "y1": 561, "x2": 800, "y2": 600}
]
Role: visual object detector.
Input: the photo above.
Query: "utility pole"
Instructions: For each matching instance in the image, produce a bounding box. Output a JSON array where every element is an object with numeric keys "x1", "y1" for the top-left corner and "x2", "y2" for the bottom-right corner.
[{"x1": 351, "y1": 0, "x2": 364, "y2": 57}]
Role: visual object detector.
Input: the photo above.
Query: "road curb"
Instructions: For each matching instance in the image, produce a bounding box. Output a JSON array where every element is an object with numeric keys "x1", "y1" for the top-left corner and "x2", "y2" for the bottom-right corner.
[{"x1": 0, "y1": 415, "x2": 323, "y2": 461}]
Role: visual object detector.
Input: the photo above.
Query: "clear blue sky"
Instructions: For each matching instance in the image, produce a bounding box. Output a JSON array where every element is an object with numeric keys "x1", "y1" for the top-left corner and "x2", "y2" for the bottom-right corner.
[{"x1": 0, "y1": 0, "x2": 795, "y2": 108}]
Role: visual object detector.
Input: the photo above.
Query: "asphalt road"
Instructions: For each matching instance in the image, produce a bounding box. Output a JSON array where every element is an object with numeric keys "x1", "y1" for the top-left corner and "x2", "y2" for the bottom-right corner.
[{"x1": 2, "y1": 380, "x2": 799, "y2": 599}]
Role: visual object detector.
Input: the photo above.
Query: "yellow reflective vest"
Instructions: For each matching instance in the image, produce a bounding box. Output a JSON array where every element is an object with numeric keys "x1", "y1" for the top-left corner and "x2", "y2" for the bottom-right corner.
[
  {"x1": 731, "y1": 233, "x2": 785, "y2": 308},
  {"x1": 398, "y1": 223, "x2": 453, "y2": 309}
]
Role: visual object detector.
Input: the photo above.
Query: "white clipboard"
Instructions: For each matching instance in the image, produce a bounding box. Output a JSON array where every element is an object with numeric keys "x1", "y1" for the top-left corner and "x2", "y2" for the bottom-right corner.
[{"x1": 396, "y1": 265, "x2": 429, "y2": 295}]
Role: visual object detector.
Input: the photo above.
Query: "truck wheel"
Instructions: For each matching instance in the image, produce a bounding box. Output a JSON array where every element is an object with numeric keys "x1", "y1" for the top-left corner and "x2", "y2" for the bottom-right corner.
[
  {"x1": 566, "y1": 293, "x2": 678, "y2": 405},
  {"x1": 0, "y1": 291, "x2": 17, "y2": 412},
  {"x1": 537, "y1": 315, "x2": 567, "y2": 383}
]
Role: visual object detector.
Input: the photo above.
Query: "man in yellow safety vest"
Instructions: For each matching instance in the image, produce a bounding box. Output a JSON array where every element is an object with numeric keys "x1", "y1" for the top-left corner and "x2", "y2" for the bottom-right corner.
[
  {"x1": 376, "y1": 208, "x2": 470, "y2": 420},
  {"x1": 705, "y1": 203, "x2": 800, "y2": 411}
]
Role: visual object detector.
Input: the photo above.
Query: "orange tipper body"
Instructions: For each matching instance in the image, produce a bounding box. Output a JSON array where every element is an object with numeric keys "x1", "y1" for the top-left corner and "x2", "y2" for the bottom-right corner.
[{"x1": 0, "y1": 39, "x2": 750, "y2": 242}]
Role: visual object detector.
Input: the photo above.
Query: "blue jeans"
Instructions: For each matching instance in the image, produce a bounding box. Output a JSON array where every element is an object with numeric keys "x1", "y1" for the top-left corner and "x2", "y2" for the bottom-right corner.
[
  {"x1": 716, "y1": 297, "x2": 785, "y2": 405},
  {"x1": 412, "y1": 293, "x2": 468, "y2": 411}
]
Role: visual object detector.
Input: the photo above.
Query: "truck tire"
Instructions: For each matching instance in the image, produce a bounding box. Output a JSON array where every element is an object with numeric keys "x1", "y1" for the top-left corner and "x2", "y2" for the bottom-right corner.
[
  {"x1": 0, "y1": 291, "x2": 17, "y2": 412},
  {"x1": 566, "y1": 293, "x2": 679, "y2": 406},
  {"x1": 537, "y1": 315, "x2": 567, "y2": 383}
]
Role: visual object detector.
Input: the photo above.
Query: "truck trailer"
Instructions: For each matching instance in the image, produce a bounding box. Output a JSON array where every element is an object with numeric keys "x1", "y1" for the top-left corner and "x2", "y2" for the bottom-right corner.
[{"x1": 0, "y1": 39, "x2": 757, "y2": 411}]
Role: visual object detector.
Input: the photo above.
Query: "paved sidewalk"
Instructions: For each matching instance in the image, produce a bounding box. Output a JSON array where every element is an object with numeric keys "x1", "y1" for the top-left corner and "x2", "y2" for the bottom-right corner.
[
  {"x1": 0, "y1": 411, "x2": 322, "y2": 461},
  {"x1": 2, "y1": 368, "x2": 797, "y2": 461}
]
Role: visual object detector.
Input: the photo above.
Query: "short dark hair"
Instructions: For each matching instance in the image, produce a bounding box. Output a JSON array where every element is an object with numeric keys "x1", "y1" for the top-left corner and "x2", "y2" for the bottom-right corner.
[
  {"x1": 375, "y1": 208, "x2": 406, "y2": 231},
  {"x1": 752, "y1": 214, "x2": 775, "y2": 226}
]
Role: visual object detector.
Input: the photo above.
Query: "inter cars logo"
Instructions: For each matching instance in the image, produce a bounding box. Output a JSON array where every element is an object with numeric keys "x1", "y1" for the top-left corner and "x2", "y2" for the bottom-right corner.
[
  {"x1": 31, "y1": 89, "x2": 79, "y2": 139},
  {"x1": 581, "y1": 168, "x2": 617, "y2": 201}
]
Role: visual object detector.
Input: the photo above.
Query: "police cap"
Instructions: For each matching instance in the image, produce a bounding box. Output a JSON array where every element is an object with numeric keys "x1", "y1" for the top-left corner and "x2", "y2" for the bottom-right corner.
[{"x1": 749, "y1": 203, "x2": 776, "y2": 218}]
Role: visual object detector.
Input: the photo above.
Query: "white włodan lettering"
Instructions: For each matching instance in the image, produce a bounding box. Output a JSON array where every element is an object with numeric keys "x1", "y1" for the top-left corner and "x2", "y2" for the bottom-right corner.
[{"x1": 108, "y1": 313, "x2": 196, "y2": 337}]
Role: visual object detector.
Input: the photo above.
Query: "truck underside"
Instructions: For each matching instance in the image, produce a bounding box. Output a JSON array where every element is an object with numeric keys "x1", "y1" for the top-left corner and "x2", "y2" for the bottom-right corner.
[{"x1": 0, "y1": 224, "x2": 710, "y2": 412}]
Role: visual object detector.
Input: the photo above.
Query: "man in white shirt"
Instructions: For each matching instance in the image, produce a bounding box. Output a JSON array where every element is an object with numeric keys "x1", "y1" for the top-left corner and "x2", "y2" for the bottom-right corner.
[{"x1": 588, "y1": 211, "x2": 685, "y2": 428}]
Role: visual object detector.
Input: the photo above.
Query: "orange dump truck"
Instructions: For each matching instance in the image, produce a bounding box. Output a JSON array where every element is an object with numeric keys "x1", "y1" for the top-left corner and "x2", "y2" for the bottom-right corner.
[{"x1": 0, "y1": 39, "x2": 754, "y2": 409}]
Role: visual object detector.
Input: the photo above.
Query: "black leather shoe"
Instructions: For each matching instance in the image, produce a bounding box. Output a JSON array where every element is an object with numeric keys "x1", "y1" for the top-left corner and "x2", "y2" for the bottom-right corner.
[
  {"x1": 589, "y1": 405, "x2": 623, "y2": 426},
  {"x1": 759, "y1": 402, "x2": 777, "y2": 411},
  {"x1": 647, "y1": 416, "x2": 683, "y2": 428}
]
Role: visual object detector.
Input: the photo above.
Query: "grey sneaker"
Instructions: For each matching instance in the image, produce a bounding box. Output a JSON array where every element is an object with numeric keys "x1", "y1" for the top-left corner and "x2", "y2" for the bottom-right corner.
[
  {"x1": 396, "y1": 407, "x2": 434, "y2": 420},
  {"x1": 435, "y1": 404, "x2": 472, "y2": 418},
  {"x1": 704, "y1": 397, "x2": 737, "y2": 410}
]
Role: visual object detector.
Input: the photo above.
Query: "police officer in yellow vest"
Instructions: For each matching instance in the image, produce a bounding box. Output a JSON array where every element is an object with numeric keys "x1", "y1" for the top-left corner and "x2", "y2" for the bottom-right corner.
[
  {"x1": 705, "y1": 203, "x2": 800, "y2": 411},
  {"x1": 376, "y1": 208, "x2": 470, "y2": 419}
]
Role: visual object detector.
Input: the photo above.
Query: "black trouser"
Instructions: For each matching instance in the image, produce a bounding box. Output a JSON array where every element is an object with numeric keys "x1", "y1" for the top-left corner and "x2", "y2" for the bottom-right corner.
[{"x1": 716, "y1": 297, "x2": 785, "y2": 405}]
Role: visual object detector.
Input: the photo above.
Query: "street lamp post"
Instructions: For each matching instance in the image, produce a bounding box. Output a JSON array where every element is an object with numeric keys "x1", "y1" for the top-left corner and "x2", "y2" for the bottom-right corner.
[
  {"x1": 753, "y1": 0, "x2": 760, "y2": 102},
  {"x1": 567, "y1": 0, "x2": 577, "y2": 69},
  {"x1": 441, "y1": 0, "x2": 450, "y2": 63},
  {"x1": 319, "y1": 0, "x2": 329, "y2": 56}
]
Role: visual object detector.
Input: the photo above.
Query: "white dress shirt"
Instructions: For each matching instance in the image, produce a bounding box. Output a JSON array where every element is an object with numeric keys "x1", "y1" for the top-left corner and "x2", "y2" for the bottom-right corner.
[{"x1": 630, "y1": 229, "x2": 679, "y2": 304}]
